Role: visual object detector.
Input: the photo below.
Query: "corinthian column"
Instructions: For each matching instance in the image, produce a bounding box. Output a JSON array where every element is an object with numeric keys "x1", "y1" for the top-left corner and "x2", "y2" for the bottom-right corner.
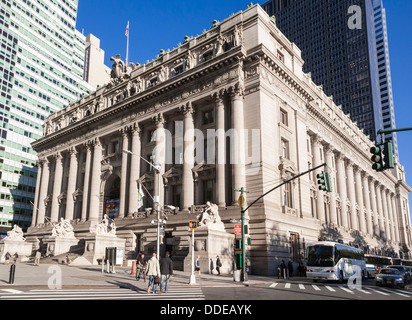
[
  {"x1": 128, "y1": 123, "x2": 141, "y2": 214},
  {"x1": 153, "y1": 113, "x2": 166, "y2": 205},
  {"x1": 312, "y1": 135, "x2": 325, "y2": 221},
  {"x1": 119, "y1": 127, "x2": 129, "y2": 218},
  {"x1": 354, "y1": 166, "x2": 366, "y2": 233},
  {"x1": 81, "y1": 142, "x2": 92, "y2": 221},
  {"x1": 369, "y1": 178, "x2": 378, "y2": 236},
  {"x1": 325, "y1": 146, "x2": 337, "y2": 225},
  {"x1": 31, "y1": 160, "x2": 43, "y2": 227},
  {"x1": 50, "y1": 152, "x2": 63, "y2": 222},
  {"x1": 375, "y1": 183, "x2": 385, "y2": 237},
  {"x1": 345, "y1": 160, "x2": 357, "y2": 230},
  {"x1": 181, "y1": 102, "x2": 194, "y2": 211},
  {"x1": 361, "y1": 172, "x2": 373, "y2": 235},
  {"x1": 231, "y1": 83, "x2": 246, "y2": 205},
  {"x1": 37, "y1": 158, "x2": 50, "y2": 225},
  {"x1": 89, "y1": 138, "x2": 102, "y2": 223},
  {"x1": 336, "y1": 153, "x2": 348, "y2": 228},
  {"x1": 214, "y1": 90, "x2": 226, "y2": 208},
  {"x1": 65, "y1": 147, "x2": 78, "y2": 221}
]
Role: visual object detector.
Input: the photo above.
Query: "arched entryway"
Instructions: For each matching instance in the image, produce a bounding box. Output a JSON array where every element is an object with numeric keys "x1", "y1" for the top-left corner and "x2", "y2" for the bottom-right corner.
[{"x1": 103, "y1": 175, "x2": 121, "y2": 219}]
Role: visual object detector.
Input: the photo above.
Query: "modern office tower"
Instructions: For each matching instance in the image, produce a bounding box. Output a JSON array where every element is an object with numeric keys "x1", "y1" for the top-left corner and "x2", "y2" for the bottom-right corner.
[
  {"x1": 83, "y1": 34, "x2": 111, "y2": 88},
  {"x1": 0, "y1": 0, "x2": 94, "y2": 232},
  {"x1": 261, "y1": 0, "x2": 394, "y2": 146},
  {"x1": 372, "y1": 0, "x2": 398, "y2": 159}
]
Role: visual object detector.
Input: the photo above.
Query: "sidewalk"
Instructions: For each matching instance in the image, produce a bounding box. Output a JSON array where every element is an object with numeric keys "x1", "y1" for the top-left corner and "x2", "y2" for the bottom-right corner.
[{"x1": 0, "y1": 262, "x2": 296, "y2": 290}]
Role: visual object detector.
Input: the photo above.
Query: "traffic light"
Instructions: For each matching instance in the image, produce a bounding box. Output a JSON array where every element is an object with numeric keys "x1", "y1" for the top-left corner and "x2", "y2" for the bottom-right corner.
[
  {"x1": 317, "y1": 171, "x2": 332, "y2": 192},
  {"x1": 370, "y1": 145, "x2": 383, "y2": 172},
  {"x1": 383, "y1": 141, "x2": 394, "y2": 170}
]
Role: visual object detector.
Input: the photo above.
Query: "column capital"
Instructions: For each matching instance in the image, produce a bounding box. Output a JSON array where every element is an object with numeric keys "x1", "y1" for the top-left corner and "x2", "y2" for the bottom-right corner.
[
  {"x1": 53, "y1": 152, "x2": 63, "y2": 162},
  {"x1": 152, "y1": 112, "x2": 166, "y2": 127},
  {"x1": 179, "y1": 102, "x2": 194, "y2": 116},
  {"x1": 211, "y1": 88, "x2": 226, "y2": 103},
  {"x1": 68, "y1": 146, "x2": 78, "y2": 157},
  {"x1": 91, "y1": 137, "x2": 102, "y2": 148},
  {"x1": 119, "y1": 126, "x2": 129, "y2": 136},
  {"x1": 129, "y1": 122, "x2": 141, "y2": 135},
  {"x1": 229, "y1": 82, "x2": 244, "y2": 99}
]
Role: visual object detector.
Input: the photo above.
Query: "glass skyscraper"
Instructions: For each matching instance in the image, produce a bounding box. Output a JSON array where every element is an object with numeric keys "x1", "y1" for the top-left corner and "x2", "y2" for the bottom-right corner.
[
  {"x1": 0, "y1": 0, "x2": 94, "y2": 232},
  {"x1": 262, "y1": 0, "x2": 397, "y2": 155}
]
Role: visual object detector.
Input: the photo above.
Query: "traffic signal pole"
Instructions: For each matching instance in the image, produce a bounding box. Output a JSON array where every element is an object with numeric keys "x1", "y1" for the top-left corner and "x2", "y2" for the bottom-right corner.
[{"x1": 235, "y1": 162, "x2": 328, "y2": 282}]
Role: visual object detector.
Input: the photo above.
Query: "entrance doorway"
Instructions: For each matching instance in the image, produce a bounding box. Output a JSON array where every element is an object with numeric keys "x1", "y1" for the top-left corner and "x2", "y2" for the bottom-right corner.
[{"x1": 104, "y1": 175, "x2": 121, "y2": 219}]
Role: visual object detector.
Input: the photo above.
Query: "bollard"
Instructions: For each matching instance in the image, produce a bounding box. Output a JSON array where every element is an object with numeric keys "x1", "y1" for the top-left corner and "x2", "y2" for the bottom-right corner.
[
  {"x1": 9, "y1": 264, "x2": 16, "y2": 284},
  {"x1": 101, "y1": 259, "x2": 104, "y2": 273},
  {"x1": 131, "y1": 260, "x2": 136, "y2": 276}
]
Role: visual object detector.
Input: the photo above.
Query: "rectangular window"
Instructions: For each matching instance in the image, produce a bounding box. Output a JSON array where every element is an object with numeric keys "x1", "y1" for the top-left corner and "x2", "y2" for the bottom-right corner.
[
  {"x1": 283, "y1": 182, "x2": 293, "y2": 208},
  {"x1": 281, "y1": 138, "x2": 289, "y2": 159},
  {"x1": 280, "y1": 108, "x2": 288, "y2": 126}
]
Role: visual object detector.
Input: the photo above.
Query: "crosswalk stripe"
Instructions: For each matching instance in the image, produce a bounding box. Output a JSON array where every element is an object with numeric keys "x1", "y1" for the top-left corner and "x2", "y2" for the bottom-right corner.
[
  {"x1": 379, "y1": 288, "x2": 410, "y2": 298},
  {"x1": 368, "y1": 288, "x2": 390, "y2": 296},
  {"x1": 298, "y1": 284, "x2": 305, "y2": 290},
  {"x1": 285, "y1": 283, "x2": 291, "y2": 289},
  {"x1": 269, "y1": 283, "x2": 278, "y2": 288},
  {"x1": 339, "y1": 286, "x2": 354, "y2": 294},
  {"x1": 312, "y1": 285, "x2": 321, "y2": 291},
  {"x1": 0, "y1": 287, "x2": 205, "y2": 300},
  {"x1": 325, "y1": 286, "x2": 336, "y2": 292}
]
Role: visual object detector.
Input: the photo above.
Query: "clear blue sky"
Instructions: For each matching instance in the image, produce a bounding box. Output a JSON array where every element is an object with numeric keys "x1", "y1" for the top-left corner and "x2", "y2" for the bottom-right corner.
[{"x1": 76, "y1": 0, "x2": 412, "y2": 205}]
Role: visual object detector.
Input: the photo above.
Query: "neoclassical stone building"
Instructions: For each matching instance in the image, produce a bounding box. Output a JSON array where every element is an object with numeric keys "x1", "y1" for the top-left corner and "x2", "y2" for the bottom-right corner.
[{"x1": 27, "y1": 5, "x2": 412, "y2": 274}]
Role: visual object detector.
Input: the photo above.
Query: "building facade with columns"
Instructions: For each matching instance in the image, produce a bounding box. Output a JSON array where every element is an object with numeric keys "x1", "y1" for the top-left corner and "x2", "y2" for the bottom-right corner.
[{"x1": 27, "y1": 5, "x2": 412, "y2": 274}]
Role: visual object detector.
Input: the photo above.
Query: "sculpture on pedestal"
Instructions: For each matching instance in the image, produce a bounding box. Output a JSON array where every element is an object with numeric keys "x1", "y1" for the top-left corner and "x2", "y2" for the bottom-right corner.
[
  {"x1": 51, "y1": 218, "x2": 75, "y2": 238},
  {"x1": 5, "y1": 225, "x2": 25, "y2": 241},
  {"x1": 197, "y1": 202, "x2": 225, "y2": 230},
  {"x1": 90, "y1": 214, "x2": 117, "y2": 236}
]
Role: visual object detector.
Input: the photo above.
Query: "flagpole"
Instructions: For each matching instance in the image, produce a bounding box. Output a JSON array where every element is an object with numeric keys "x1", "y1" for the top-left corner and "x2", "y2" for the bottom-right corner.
[{"x1": 125, "y1": 21, "x2": 129, "y2": 66}]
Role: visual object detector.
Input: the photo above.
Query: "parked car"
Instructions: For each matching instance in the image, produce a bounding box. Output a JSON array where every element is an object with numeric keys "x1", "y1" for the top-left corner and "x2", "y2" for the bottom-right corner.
[
  {"x1": 376, "y1": 268, "x2": 405, "y2": 288},
  {"x1": 387, "y1": 265, "x2": 410, "y2": 284}
]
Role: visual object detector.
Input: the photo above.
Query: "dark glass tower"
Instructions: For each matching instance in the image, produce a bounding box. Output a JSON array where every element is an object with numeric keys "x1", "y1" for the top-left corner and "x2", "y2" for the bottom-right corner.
[{"x1": 262, "y1": 0, "x2": 384, "y2": 144}]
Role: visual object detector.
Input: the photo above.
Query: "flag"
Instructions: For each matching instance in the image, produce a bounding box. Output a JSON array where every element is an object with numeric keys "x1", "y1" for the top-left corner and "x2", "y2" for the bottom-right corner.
[
  {"x1": 125, "y1": 21, "x2": 129, "y2": 37},
  {"x1": 137, "y1": 183, "x2": 144, "y2": 209}
]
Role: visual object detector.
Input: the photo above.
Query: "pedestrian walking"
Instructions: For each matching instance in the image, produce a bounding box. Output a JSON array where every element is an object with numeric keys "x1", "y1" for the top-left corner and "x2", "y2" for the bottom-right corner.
[
  {"x1": 288, "y1": 260, "x2": 293, "y2": 278},
  {"x1": 4, "y1": 252, "x2": 11, "y2": 264},
  {"x1": 146, "y1": 252, "x2": 160, "y2": 294},
  {"x1": 136, "y1": 252, "x2": 147, "y2": 281},
  {"x1": 280, "y1": 260, "x2": 287, "y2": 279},
  {"x1": 159, "y1": 251, "x2": 173, "y2": 293},
  {"x1": 216, "y1": 255, "x2": 222, "y2": 275},
  {"x1": 34, "y1": 250, "x2": 41, "y2": 266},
  {"x1": 195, "y1": 256, "x2": 200, "y2": 274}
]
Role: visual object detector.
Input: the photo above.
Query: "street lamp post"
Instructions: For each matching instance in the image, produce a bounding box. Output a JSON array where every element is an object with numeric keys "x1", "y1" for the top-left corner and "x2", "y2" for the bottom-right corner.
[{"x1": 123, "y1": 149, "x2": 162, "y2": 257}]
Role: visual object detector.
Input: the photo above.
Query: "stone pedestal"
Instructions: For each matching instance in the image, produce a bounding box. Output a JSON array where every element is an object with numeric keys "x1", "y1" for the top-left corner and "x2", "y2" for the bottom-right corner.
[
  {"x1": 184, "y1": 226, "x2": 234, "y2": 275},
  {"x1": 0, "y1": 239, "x2": 33, "y2": 263},
  {"x1": 77, "y1": 234, "x2": 126, "y2": 265},
  {"x1": 42, "y1": 236, "x2": 80, "y2": 256}
]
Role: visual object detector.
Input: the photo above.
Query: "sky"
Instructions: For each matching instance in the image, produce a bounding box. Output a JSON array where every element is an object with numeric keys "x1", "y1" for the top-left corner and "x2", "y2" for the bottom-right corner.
[{"x1": 76, "y1": 0, "x2": 412, "y2": 204}]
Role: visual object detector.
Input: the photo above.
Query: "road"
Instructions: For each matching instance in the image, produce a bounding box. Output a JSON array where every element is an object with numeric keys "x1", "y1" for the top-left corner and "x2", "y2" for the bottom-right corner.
[{"x1": 1, "y1": 278, "x2": 411, "y2": 300}]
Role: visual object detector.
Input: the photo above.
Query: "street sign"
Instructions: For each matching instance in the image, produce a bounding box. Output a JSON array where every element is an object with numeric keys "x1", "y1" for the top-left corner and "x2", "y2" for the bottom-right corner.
[{"x1": 234, "y1": 224, "x2": 242, "y2": 234}]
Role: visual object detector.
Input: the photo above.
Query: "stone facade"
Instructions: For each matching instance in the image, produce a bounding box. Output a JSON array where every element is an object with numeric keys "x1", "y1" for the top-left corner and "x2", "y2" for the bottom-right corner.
[{"x1": 28, "y1": 5, "x2": 412, "y2": 275}]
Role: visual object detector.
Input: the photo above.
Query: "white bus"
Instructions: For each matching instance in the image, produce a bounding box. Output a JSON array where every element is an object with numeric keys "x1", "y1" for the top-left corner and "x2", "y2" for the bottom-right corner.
[
  {"x1": 364, "y1": 254, "x2": 392, "y2": 278},
  {"x1": 306, "y1": 241, "x2": 367, "y2": 283}
]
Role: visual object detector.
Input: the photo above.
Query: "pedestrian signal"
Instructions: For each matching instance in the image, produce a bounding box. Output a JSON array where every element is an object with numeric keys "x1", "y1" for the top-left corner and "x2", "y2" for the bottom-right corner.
[{"x1": 189, "y1": 220, "x2": 198, "y2": 230}]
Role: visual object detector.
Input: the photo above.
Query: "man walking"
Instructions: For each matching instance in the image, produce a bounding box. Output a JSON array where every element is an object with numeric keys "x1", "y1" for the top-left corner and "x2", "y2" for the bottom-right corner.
[
  {"x1": 146, "y1": 252, "x2": 160, "y2": 294},
  {"x1": 159, "y1": 251, "x2": 173, "y2": 293}
]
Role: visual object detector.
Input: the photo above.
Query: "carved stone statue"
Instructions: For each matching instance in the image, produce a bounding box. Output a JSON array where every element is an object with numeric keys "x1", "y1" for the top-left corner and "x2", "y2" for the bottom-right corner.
[
  {"x1": 5, "y1": 224, "x2": 25, "y2": 241},
  {"x1": 110, "y1": 54, "x2": 133, "y2": 84},
  {"x1": 90, "y1": 214, "x2": 116, "y2": 236},
  {"x1": 197, "y1": 202, "x2": 224, "y2": 230},
  {"x1": 51, "y1": 218, "x2": 75, "y2": 238}
]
